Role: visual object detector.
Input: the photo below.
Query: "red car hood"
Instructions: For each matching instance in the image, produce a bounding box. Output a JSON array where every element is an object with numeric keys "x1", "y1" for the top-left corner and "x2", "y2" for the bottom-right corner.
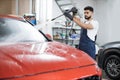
[{"x1": 0, "y1": 41, "x2": 96, "y2": 79}]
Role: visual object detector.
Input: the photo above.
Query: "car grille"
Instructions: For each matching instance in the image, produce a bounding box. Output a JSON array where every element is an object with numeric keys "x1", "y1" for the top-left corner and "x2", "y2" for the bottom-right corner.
[{"x1": 77, "y1": 75, "x2": 101, "y2": 80}]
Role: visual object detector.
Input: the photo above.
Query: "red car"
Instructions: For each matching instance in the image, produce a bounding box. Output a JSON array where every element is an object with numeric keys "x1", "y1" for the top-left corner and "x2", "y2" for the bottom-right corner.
[{"x1": 0, "y1": 15, "x2": 102, "y2": 80}]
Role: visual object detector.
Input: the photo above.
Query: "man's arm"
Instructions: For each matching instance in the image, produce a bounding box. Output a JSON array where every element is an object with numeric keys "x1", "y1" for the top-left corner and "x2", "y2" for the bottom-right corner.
[{"x1": 73, "y1": 17, "x2": 93, "y2": 29}]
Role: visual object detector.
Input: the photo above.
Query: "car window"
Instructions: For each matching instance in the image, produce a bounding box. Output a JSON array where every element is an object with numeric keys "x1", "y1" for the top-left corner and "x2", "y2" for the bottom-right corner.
[{"x1": 0, "y1": 18, "x2": 47, "y2": 42}]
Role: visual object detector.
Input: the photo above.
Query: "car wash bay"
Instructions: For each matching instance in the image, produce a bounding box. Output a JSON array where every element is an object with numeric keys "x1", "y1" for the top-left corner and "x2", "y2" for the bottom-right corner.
[{"x1": 0, "y1": 0, "x2": 120, "y2": 80}]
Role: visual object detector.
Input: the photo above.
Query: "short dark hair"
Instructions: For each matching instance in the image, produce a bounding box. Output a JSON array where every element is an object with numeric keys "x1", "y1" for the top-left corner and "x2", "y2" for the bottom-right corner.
[{"x1": 84, "y1": 6, "x2": 94, "y2": 12}]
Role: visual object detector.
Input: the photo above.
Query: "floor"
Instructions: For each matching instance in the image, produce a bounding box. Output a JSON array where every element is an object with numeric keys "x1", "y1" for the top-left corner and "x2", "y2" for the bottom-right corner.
[
  {"x1": 102, "y1": 70, "x2": 111, "y2": 80},
  {"x1": 96, "y1": 56, "x2": 111, "y2": 80}
]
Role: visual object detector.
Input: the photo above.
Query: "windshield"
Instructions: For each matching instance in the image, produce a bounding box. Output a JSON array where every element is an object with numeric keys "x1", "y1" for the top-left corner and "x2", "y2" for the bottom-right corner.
[{"x1": 0, "y1": 18, "x2": 47, "y2": 42}]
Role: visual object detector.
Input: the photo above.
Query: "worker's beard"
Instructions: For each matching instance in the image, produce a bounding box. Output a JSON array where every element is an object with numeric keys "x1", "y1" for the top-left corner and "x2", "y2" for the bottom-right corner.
[{"x1": 85, "y1": 16, "x2": 91, "y2": 20}]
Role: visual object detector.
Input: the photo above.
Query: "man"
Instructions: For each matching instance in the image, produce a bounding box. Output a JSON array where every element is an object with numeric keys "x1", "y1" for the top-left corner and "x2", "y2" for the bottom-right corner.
[{"x1": 64, "y1": 6, "x2": 99, "y2": 59}]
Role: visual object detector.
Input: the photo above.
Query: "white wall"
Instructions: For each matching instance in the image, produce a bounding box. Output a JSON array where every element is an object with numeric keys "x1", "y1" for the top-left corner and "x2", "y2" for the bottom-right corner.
[{"x1": 95, "y1": 0, "x2": 120, "y2": 46}]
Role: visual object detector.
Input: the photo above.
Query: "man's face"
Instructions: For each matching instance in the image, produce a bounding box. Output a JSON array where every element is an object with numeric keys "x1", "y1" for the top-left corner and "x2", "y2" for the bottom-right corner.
[{"x1": 84, "y1": 10, "x2": 93, "y2": 20}]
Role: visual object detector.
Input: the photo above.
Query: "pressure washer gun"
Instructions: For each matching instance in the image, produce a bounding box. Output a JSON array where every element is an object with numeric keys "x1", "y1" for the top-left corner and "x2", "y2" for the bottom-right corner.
[{"x1": 51, "y1": 7, "x2": 78, "y2": 21}]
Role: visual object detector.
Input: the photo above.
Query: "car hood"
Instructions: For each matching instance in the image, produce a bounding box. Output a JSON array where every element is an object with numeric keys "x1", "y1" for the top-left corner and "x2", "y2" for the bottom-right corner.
[{"x1": 0, "y1": 41, "x2": 95, "y2": 79}]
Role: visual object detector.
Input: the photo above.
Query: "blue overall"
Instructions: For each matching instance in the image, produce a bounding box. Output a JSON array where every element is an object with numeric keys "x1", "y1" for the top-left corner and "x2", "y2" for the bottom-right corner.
[{"x1": 78, "y1": 28, "x2": 96, "y2": 59}]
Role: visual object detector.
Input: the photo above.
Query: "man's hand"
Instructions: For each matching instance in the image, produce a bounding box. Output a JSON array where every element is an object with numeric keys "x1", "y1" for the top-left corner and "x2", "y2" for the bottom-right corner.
[{"x1": 64, "y1": 11, "x2": 73, "y2": 20}]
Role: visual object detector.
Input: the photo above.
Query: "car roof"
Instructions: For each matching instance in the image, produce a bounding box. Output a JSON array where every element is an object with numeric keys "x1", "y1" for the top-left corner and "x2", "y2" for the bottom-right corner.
[{"x1": 0, "y1": 14, "x2": 25, "y2": 21}]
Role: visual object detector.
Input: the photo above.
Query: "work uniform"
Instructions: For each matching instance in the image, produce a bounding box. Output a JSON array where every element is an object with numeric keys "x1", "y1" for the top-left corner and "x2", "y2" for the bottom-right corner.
[{"x1": 78, "y1": 19, "x2": 99, "y2": 59}]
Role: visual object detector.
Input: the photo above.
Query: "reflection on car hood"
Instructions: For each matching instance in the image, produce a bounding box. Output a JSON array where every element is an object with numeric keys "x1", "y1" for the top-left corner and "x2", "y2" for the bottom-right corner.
[{"x1": 0, "y1": 41, "x2": 95, "y2": 79}]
